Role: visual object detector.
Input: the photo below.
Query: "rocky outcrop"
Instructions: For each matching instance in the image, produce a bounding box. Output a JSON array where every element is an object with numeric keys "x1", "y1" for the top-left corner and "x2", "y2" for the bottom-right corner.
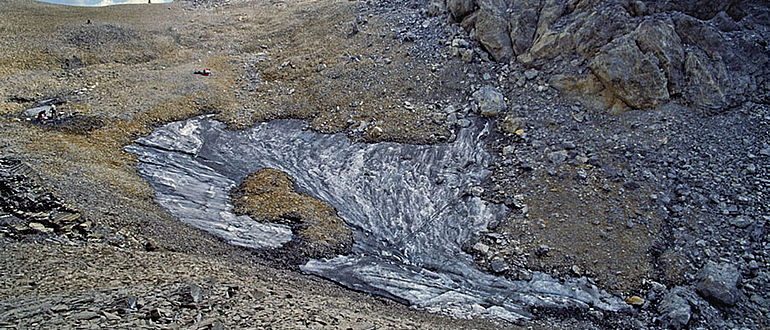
[
  {"x1": 0, "y1": 158, "x2": 88, "y2": 239},
  {"x1": 589, "y1": 36, "x2": 669, "y2": 109},
  {"x1": 437, "y1": 0, "x2": 770, "y2": 112}
]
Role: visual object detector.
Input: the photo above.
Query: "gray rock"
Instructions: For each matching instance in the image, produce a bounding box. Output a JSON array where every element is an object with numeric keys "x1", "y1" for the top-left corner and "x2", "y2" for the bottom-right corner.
[
  {"x1": 189, "y1": 284, "x2": 202, "y2": 304},
  {"x1": 500, "y1": 115, "x2": 524, "y2": 135},
  {"x1": 524, "y1": 68, "x2": 538, "y2": 80},
  {"x1": 683, "y1": 48, "x2": 732, "y2": 114},
  {"x1": 473, "y1": 242, "x2": 490, "y2": 254},
  {"x1": 658, "y1": 288, "x2": 692, "y2": 329},
  {"x1": 447, "y1": 0, "x2": 475, "y2": 20},
  {"x1": 548, "y1": 150, "x2": 568, "y2": 164},
  {"x1": 474, "y1": 7, "x2": 513, "y2": 62},
  {"x1": 632, "y1": 18, "x2": 685, "y2": 96},
  {"x1": 473, "y1": 85, "x2": 506, "y2": 117},
  {"x1": 696, "y1": 261, "x2": 741, "y2": 306},
  {"x1": 427, "y1": 0, "x2": 446, "y2": 17},
  {"x1": 72, "y1": 311, "x2": 100, "y2": 320},
  {"x1": 508, "y1": 1, "x2": 539, "y2": 56},
  {"x1": 490, "y1": 258, "x2": 509, "y2": 273},
  {"x1": 589, "y1": 36, "x2": 670, "y2": 109}
]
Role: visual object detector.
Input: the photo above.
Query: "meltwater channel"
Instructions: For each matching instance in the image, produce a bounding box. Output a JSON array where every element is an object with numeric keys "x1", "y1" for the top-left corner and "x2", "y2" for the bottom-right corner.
[{"x1": 125, "y1": 115, "x2": 628, "y2": 321}]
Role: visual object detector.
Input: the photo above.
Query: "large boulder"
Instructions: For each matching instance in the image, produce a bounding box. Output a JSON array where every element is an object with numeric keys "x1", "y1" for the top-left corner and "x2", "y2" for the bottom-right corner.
[
  {"x1": 589, "y1": 36, "x2": 670, "y2": 109},
  {"x1": 528, "y1": 4, "x2": 632, "y2": 61},
  {"x1": 473, "y1": 85, "x2": 506, "y2": 117},
  {"x1": 684, "y1": 48, "x2": 734, "y2": 114},
  {"x1": 632, "y1": 18, "x2": 685, "y2": 96},
  {"x1": 474, "y1": 6, "x2": 513, "y2": 62},
  {"x1": 695, "y1": 261, "x2": 742, "y2": 306},
  {"x1": 448, "y1": 0, "x2": 476, "y2": 21},
  {"x1": 508, "y1": 0, "x2": 541, "y2": 56}
]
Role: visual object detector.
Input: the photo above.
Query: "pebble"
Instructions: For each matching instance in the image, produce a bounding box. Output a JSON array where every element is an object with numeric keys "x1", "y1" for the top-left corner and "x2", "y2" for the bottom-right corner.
[{"x1": 524, "y1": 69, "x2": 538, "y2": 80}]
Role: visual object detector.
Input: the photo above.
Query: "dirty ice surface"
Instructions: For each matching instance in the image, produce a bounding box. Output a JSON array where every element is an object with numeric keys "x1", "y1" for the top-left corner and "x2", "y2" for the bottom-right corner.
[{"x1": 127, "y1": 115, "x2": 629, "y2": 321}]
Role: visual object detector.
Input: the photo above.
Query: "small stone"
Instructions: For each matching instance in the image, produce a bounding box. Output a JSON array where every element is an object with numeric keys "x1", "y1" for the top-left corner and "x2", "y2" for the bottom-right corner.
[
  {"x1": 571, "y1": 265, "x2": 582, "y2": 276},
  {"x1": 502, "y1": 145, "x2": 515, "y2": 156},
  {"x1": 730, "y1": 216, "x2": 751, "y2": 228},
  {"x1": 368, "y1": 126, "x2": 383, "y2": 139},
  {"x1": 524, "y1": 68, "x2": 538, "y2": 80},
  {"x1": 472, "y1": 242, "x2": 490, "y2": 255},
  {"x1": 658, "y1": 288, "x2": 692, "y2": 329},
  {"x1": 51, "y1": 304, "x2": 69, "y2": 312},
  {"x1": 625, "y1": 296, "x2": 645, "y2": 306},
  {"x1": 28, "y1": 222, "x2": 53, "y2": 233},
  {"x1": 490, "y1": 258, "x2": 509, "y2": 273},
  {"x1": 548, "y1": 150, "x2": 568, "y2": 165},
  {"x1": 102, "y1": 311, "x2": 121, "y2": 321},
  {"x1": 189, "y1": 284, "x2": 202, "y2": 303},
  {"x1": 458, "y1": 119, "x2": 472, "y2": 128},
  {"x1": 759, "y1": 148, "x2": 770, "y2": 156},
  {"x1": 460, "y1": 49, "x2": 473, "y2": 62},
  {"x1": 73, "y1": 311, "x2": 100, "y2": 320},
  {"x1": 535, "y1": 245, "x2": 550, "y2": 257},
  {"x1": 500, "y1": 115, "x2": 524, "y2": 135}
]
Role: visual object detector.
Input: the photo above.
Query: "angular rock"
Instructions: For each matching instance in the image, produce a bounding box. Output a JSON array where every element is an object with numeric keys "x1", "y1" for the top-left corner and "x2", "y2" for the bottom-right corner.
[
  {"x1": 589, "y1": 36, "x2": 670, "y2": 109},
  {"x1": 490, "y1": 258, "x2": 509, "y2": 273},
  {"x1": 473, "y1": 86, "x2": 506, "y2": 117},
  {"x1": 658, "y1": 287, "x2": 692, "y2": 329},
  {"x1": 508, "y1": 1, "x2": 540, "y2": 56},
  {"x1": 474, "y1": 7, "x2": 513, "y2": 62},
  {"x1": 448, "y1": 0, "x2": 475, "y2": 21},
  {"x1": 427, "y1": 0, "x2": 447, "y2": 17},
  {"x1": 696, "y1": 261, "x2": 741, "y2": 306},
  {"x1": 684, "y1": 48, "x2": 732, "y2": 113},
  {"x1": 632, "y1": 18, "x2": 685, "y2": 96},
  {"x1": 500, "y1": 115, "x2": 524, "y2": 135}
]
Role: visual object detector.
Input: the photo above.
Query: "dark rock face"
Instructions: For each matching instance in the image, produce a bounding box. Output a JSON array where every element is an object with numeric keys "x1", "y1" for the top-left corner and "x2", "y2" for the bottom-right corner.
[
  {"x1": 443, "y1": 0, "x2": 770, "y2": 112},
  {"x1": 696, "y1": 262, "x2": 742, "y2": 306},
  {"x1": 474, "y1": 6, "x2": 512, "y2": 62}
]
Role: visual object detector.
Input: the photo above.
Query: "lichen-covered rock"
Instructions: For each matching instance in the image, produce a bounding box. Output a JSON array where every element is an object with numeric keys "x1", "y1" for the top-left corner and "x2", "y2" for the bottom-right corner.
[{"x1": 589, "y1": 36, "x2": 670, "y2": 109}]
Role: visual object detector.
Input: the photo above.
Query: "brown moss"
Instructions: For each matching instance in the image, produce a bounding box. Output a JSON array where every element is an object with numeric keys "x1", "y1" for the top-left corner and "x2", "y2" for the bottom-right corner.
[{"x1": 231, "y1": 168, "x2": 353, "y2": 258}]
